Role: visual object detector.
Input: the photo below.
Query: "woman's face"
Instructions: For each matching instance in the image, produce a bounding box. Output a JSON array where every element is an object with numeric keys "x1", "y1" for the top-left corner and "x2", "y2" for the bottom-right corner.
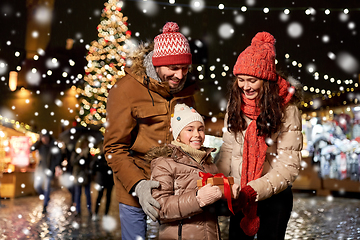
[
  {"x1": 177, "y1": 121, "x2": 205, "y2": 150},
  {"x1": 237, "y1": 75, "x2": 263, "y2": 100}
]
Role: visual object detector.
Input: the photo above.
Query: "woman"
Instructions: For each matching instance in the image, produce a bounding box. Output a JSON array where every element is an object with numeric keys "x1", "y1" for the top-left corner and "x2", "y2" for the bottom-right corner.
[{"x1": 216, "y1": 32, "x2": 303, "y2": 239}]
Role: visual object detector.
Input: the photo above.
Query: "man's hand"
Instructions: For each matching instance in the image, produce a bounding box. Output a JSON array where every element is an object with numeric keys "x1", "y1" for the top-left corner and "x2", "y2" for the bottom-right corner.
[{"x1": 134, "y1": 180, "x2": 161, "y2": 221}]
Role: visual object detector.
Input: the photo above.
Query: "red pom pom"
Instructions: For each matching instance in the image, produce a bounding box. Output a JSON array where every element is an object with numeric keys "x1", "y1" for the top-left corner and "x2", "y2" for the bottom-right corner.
[
  {"x1": 90, "y1": 108, "x2": 96, "y2": 114},
  {"x1": 162, "y1": 22, "x2": 179, "y2": 33},
  {"x1": 240, "y1": 215, "x2": 260, "y2": 236},
  {"x1": 126, "y1": 30, "x2": 131, "y2": 36},
  {"x1": 251, "y1": 32, "x2": 276, "y2": 46},
  {"x1": 116, "y1": 7, "x2": 121, "y2": 11}
]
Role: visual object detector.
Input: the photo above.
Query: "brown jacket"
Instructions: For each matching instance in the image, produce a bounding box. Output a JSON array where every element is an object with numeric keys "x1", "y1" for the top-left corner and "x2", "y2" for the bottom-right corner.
[
  {"x1": 150, "y1": 144, "x2": 221, "y2": 240},
  {"x1": 216, "y1": 104, "x2": 303, "y2": 201},
  {"x1": 104, "y1": 66, "x2": 196, "y2": 207}
]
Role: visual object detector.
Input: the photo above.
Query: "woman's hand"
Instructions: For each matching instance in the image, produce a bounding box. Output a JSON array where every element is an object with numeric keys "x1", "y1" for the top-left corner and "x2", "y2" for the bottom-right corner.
[{"x1": 231, "y1": 183, "x2": 240, "y2": 199}]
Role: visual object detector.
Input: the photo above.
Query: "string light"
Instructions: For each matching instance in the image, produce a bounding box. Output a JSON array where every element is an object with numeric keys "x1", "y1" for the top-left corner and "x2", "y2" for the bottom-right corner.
[{"x1": 0, "y1": 115, "x2": 33, "y2": 132}]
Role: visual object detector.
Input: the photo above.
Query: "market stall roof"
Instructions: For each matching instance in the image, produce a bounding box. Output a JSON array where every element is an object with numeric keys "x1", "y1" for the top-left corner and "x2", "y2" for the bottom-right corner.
[{"x1": 0, "y1": 125, "x2": 27, "y2": 137}]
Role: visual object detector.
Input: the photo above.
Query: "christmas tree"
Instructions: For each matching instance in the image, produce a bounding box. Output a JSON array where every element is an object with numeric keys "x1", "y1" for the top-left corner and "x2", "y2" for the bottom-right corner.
[{"x1": 75, "y1": 0, "x2": 131, "y2": 132}]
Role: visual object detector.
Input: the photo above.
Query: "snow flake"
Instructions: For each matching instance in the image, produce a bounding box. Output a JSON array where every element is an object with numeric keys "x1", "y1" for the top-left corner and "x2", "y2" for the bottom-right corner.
[
  {"x1": 218, "y1": 23, "x2": 234, "y2": 39},
  {"x1": 190, "y1": 0, "x2": 205, "y2": 12},
  {"x1": 287, "y1": 22, "x2": 303, "y2": 38},
  {"x1": 336, "y1": 51, "x2": 359, "y2": 74},
  {"x1": 102, "y1": 215, "x2": 117, "y2": 231}
]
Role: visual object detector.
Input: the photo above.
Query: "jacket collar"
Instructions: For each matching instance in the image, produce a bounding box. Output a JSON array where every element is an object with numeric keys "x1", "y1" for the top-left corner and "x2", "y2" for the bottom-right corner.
[
  {"x1": 168, "y1": 144, "x2": 216, "y2": 168},
  {"x1": 125, "y1": 67, "x2": 198, "y2": 100},
  {"x1": 125, "y1": 67, "x2": 172, "y2": 98}
]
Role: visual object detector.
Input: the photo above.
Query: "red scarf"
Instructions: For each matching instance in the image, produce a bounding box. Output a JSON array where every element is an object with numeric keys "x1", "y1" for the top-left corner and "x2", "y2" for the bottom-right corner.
[{"x1": 240, "y1": 76, "x2": 294, "y2": 188}]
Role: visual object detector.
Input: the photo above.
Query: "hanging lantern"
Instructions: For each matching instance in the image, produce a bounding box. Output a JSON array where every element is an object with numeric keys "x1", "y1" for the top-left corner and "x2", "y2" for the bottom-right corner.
[{"x1": 9, "y1": 71, "x2": 18, "y2": 91}]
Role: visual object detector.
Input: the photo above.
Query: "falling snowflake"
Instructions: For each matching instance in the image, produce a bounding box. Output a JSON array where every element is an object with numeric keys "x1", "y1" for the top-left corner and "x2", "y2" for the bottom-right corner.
[
  {"x1": 34, "y1": 6, "x2": 52, "y2": 25},
  {"x1": 26, "y1": 69, "x2": 41, "y2": 85},
  {"x1": 336, "y1": 51, "x2": 359, "y2": 74},
  {"x1": 190, "y1": 0, "x2": 205, "y2": 12},
  {"x1": 287, "y1": 22, "x2": 303, "y2": 38},
  {"x1": 102, "y1": 215, "x2": 117, "y2": 231},
  {"x1": 0, "y1": 59, "x2": 8, "y2": 75},
  {"x1": 137, "y1": 0, "x2": 159, "y2": 16},
  {"x1": 218, "y1": 23, "x2": 234, "y2": 39}
]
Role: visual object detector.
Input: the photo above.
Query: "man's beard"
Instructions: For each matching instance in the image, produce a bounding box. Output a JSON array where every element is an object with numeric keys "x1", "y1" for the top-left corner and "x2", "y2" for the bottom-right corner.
[{"x1": 169, "y1": 75, "x2": 187, "y2": 94}]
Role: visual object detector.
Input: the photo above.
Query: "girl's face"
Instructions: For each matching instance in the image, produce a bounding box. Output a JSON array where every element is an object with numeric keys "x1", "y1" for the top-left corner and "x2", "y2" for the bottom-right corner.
[
  {"x1": 237, "y1": 75, "x2": 263, "y2": 100},
  {"x1": 177, "y1": 121, "x2": 205, "y2": 150}
]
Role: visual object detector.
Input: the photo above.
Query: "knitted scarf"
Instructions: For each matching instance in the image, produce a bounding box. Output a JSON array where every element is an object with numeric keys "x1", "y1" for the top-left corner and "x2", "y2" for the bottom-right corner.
[
  {"x1": 240, "y1": 76, "x2": 294, "y2": 188},
  {"x1": 171, "y1": 140, "x2": 207, "y2": 164}
]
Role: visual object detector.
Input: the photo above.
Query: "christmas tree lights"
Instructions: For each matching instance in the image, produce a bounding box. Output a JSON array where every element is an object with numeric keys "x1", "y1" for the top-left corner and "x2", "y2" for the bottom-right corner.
[{"x1": 76, "y1": 0, "x2": 131, "y2": 130}]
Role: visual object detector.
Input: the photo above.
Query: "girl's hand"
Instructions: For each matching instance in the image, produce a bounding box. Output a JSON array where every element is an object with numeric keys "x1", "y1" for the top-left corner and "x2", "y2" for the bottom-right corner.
[{"x1": 196, "y1": 183, "x2": 222, "y2": 207}]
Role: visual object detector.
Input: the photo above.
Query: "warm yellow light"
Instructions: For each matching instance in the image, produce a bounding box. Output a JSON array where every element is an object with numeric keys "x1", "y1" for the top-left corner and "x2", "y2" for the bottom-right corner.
[{"x1": 9, "y1": 71, "x2": 18, "y2": 91}]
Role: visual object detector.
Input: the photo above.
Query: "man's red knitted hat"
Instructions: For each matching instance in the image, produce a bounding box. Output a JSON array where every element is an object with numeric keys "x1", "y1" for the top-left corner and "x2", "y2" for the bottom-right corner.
[
  {"x1": 152, "y1": 22, "x2": 192, "y2": 67},
  {"x1": 233, "y1": 32, "x2": 277, "y2": 81}
]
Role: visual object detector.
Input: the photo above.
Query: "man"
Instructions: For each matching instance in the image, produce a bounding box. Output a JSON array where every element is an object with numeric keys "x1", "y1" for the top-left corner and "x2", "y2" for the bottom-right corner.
[
  {"x1": 104, "y1": 22, "x2": 196, "y2": 240},
  {"x1": 31, "y1": 131, "x2": 62, "y2": 214}
]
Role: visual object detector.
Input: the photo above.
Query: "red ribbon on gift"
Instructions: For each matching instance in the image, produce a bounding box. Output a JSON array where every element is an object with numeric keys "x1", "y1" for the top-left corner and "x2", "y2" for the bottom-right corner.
[{"x1": 199, "y1": 172, "x2": 234, "y2": 215}]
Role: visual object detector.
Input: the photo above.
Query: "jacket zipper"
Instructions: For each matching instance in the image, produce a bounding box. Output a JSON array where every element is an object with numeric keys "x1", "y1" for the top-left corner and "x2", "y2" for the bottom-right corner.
[{"x1": 178, "y1": 220, "x2": 183, "y2": 240}]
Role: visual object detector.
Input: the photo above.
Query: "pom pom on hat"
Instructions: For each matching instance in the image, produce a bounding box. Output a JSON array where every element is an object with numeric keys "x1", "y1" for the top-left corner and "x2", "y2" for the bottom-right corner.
[
  {"x1": 251, "y1": 31, "x2": 276, "y2": 46},
  {"x1": 233, "y1": 31, "x2": 277, "y2": 81},
  {"x1": 162, "y1": 22, "x2": 179, "y2": 32},
  {"x1": 152, "y1": 22, "x2": 192, "y2": 67},
  {"x1": 171, "y1": 103, "x2": 204, "y2": 140}
]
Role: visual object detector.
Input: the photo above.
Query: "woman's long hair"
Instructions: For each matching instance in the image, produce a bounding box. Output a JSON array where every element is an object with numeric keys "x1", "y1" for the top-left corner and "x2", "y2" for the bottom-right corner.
[{"x1": 227, "y1": 73, "x2": 302, "y2": 138}]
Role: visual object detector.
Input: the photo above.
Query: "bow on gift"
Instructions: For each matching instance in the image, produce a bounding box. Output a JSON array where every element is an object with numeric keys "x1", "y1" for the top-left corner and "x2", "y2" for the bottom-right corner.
[{"x1": 198, "y1": 172, "x2": 234, "y2": 215}]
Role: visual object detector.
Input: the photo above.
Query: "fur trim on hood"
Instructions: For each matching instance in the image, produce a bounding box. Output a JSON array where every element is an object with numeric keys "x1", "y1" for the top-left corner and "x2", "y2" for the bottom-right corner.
[
  {"x1": 145, "y1": 144, "x2": 215, "y2": 164},
  {"x1": 145, "y1": 145, "x2": 173, "y2": 162},
  {"x1": 127, "y1": 42, "x2": 155, "y2": 77}
]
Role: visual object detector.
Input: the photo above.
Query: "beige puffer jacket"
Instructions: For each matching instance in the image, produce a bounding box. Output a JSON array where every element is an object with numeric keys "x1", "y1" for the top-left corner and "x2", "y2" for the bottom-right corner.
[
  {"x1": 150, "y1": 144, "x2": 221, "y2": 240},
  {"x1": 216, "y1": 104, "x2": 303, "y2": 201}
]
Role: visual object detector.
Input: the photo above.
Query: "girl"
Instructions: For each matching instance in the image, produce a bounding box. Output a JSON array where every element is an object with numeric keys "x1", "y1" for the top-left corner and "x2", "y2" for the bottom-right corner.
[
  {"x1": 148, "y1": 103, "x2": 237, "y2": 240},
  {"x1": 216, "y1": 32, "x2": 303, "y2": 239}
]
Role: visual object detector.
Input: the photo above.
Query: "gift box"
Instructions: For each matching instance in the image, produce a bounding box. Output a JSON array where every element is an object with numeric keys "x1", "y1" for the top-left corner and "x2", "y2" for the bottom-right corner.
[{"x1": 197, "y1": 176, "x2": 234, "y2": 198}]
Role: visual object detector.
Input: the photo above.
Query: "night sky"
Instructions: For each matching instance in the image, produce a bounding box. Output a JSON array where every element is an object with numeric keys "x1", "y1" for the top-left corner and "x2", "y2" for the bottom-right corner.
[{"x1": 0, "y1": 0, "x2": 359, "y2": 117}]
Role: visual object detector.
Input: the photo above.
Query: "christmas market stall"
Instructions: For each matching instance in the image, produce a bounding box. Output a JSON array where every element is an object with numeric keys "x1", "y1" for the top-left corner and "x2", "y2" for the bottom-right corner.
[
  {"x1": 295, "y1": 92, "x2": 360, "y2": 195},
  {"x1": 0, "y1": 120, "x2": 38, "y2": 198}
]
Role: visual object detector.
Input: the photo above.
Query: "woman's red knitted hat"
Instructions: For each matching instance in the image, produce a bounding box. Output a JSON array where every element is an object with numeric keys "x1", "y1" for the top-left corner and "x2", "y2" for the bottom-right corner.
[{"x1": 233, "y1": 32, "x2": 277, "y2": 81}]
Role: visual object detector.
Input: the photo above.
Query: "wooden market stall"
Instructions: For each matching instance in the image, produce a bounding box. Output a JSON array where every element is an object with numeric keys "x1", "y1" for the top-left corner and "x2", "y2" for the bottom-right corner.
[{"x1": 0, "y1": 124, "x2": 38, "y2": 198}]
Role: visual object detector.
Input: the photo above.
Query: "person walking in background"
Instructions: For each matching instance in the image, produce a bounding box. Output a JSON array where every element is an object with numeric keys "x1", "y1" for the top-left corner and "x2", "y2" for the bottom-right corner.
[
  {"x1": 91, "y1": 141, "x2": 114, "y2": 221},
  {"x1": 61, "y1": 142, "x2": 76, "y2": 209},
  {"x1": 149, "y1": 103, "x2": 238, "y2": 240},
  {"x1": 71, "y1": 136, "x2": 93, "y2": 218},
  {"x1": 104, "y1": 21, "x2": 196, "y2": 240},
  {"x1": 31, "y1": 131, "x2": 62, "y2": 214},
  {"x1": 215, "y1": 32, "x2": 303, "y2": 239}
]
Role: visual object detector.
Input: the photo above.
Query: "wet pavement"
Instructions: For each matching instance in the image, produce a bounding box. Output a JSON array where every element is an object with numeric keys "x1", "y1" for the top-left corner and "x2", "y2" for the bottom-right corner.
[{"x1": 1, "y1": 185, "x2": 360, "y2": 239}]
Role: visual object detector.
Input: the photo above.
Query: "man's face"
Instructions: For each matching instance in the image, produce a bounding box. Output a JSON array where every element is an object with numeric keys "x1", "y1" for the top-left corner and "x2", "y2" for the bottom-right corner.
[{"x1": 155, "y1": 65, "x2": 189, "y2": 89}]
